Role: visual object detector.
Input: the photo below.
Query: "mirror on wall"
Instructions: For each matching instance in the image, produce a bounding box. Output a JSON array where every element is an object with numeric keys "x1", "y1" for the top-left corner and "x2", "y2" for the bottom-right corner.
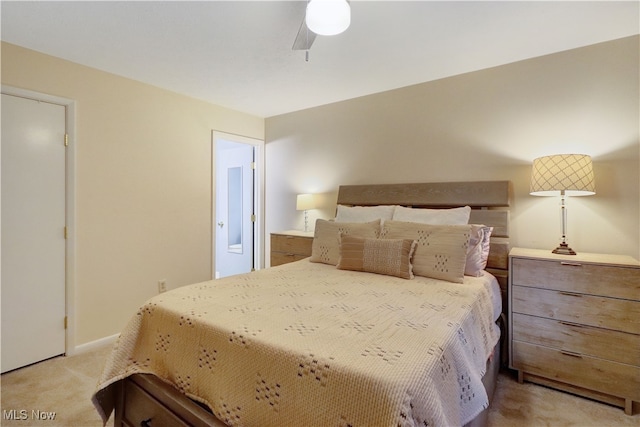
[{"x1": 228, "y1": 166, "x2": 242, "y2": 254}]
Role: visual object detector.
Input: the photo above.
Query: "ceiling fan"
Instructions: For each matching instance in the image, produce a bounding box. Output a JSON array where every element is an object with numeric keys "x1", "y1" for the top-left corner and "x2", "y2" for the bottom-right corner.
[
  {"x1": 292, "y1": 0, "x2": 351, "y2": 55},
  {"x1": 292, "y1": 17, "x2": 317, "y2": 51}
]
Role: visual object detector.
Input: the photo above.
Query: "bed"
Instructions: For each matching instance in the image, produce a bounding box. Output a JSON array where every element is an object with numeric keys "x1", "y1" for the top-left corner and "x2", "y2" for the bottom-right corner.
[{"x1": 93, "y1": 181, "x2": 511, "y2": 427}]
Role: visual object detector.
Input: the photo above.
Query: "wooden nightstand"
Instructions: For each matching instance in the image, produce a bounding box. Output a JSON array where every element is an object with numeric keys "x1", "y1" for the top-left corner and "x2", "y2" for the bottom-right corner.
[
  {"x1": 508, "y1": 247, "x2": 640, "y2": 415},
  {"x1": 270, "y1": 230, "x2": 314, "y2": 266}
]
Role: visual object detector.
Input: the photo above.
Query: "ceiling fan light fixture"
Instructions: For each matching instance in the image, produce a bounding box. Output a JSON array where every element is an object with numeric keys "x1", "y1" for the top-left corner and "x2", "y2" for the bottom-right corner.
[{"x1": 306, "y1": 0, "x2": 351, "y2": 36}]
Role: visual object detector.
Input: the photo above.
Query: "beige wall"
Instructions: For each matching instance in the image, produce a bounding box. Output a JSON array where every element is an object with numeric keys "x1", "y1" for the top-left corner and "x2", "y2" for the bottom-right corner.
[
  {"x1": 3, "y1": 35, "x2": 638, "y2": 348},
  {"x1": 2, "y1": 43, "x2": 264, "y2": 348},
  {"x1": 265, "y1": 36, "x2": 640, "y2": 261}
]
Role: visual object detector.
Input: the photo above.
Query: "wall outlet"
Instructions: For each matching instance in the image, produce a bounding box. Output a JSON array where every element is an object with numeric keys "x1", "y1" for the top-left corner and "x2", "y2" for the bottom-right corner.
[{"x1": 158, "y1": 279, "x2": 167, "y2": 293}]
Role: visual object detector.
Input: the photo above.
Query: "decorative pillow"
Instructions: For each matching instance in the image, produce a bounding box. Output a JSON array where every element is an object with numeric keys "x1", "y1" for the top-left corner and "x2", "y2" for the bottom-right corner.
[
  {"x1": 392, "y1": 205, "x2": 471, "y2": 225},
  {"x1": 465, "y1": 225, "x2": 493, "y2": 277},
  {"x1": 310, "y1": 219, "x2": 381, "y2": 265},
  {"x1": 335, "y1": 205, "x2": 396, "y2": 222},
  {"x1": 337, "y1": 235, "x2": 417, "y2": 279},
  {"x1": 381, "y1": 220, "x2": 471, "y2": 283}
]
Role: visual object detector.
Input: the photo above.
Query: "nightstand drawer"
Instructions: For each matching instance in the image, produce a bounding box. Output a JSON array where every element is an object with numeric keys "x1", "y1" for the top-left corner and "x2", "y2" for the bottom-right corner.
[
  {"x1": 270, "y1": 232, "x2": 314, "y2": 267},
  {"x1": 271, "y1": 252, "x2": 310, "y2": 266},
  {"x1": 512, "y1": 285, "x2": 640, "y2": 334},
  {"x1": 512, "y1": 313, "x2": 640, "y2": 366},
  {"x1": 271, "y1": 234, "x2": 313, "y2": 255},
  {"x1": 512, "y1": 258, "x2": 640, "y2": 300},
  {"x1": 513, "y1": 341, "x2": 640, "y2": 401}
]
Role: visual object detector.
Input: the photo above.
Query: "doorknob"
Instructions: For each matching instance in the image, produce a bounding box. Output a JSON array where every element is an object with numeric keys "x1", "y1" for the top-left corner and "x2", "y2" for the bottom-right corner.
[{"x1": 217, "y1": 221, "x2": 224, "y2": 228}]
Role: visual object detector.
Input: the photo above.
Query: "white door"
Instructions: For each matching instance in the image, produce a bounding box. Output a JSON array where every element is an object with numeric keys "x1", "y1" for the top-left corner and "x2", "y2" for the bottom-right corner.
[
  {"x1": 215, "y1": 142, "x2": 255, "y2": 278},
  {"x1": 1, "y1": 93, "x2": 66, "y2": 373}
]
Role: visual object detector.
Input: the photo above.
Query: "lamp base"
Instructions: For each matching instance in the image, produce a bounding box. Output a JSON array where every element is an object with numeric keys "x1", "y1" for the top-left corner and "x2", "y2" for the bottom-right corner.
[{"x1": 552, "y1": 242, "x2": 576, "y2": 255}]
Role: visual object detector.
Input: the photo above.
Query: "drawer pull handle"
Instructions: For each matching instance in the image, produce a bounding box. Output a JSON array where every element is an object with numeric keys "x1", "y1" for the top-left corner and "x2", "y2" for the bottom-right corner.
[
  {"x1": 286, "y1": 253, "x2": 295, "y2": 257},
  {"x1": 141, "y1": 419, "x2": 152, "y2": 427},
  {"x1": 558, "y1": 291, "x2": 582, "y2": 297},
  {"x1": 560, "y1": 350, "x2": 582, "y2": 358},
  {"x1": 559, "y1": 321, "x2": 583, "y2": 328},
  {"x1": 560, "y1": 261, "x2": 583, "y2": 267}
]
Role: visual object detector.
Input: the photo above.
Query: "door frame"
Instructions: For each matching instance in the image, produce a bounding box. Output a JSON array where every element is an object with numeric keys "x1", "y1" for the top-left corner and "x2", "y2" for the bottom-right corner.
[
  {"x1": 212, "y1": 131, "x2": 264, "y2": 278},
  {"x1": 2, "y1": 85, "x2": 77, "y2": 355}
]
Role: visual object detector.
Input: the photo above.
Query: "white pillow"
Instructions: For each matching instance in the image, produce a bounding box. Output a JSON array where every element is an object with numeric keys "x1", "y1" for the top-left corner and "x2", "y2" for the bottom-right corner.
[
  {"x1": 392, "y1": 205, "x2": 471, "y2": 225},
  {"x1": 465, "y1": 225, "x2": 493, "y2": 277},
  {"x1": 335, "y1": 205, "x2": 396, "y2": 222}
]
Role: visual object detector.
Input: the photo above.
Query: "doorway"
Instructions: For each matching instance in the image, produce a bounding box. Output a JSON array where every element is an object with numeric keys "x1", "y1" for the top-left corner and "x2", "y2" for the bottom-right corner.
[
  {"x1": 1, "y1": 88, "x2": 74, "y2": 372},
  {"x1": 213, "y1": 131, "x2": 264, "y2": 279}
]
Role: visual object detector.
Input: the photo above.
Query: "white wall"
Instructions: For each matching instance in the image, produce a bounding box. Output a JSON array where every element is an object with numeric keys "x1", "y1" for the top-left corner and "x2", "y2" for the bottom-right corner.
[{"x1": 265, "y1": 36, "x2": 640, "y2": 261}]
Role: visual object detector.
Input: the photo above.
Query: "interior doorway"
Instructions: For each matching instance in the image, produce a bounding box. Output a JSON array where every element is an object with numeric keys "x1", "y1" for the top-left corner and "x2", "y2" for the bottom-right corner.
[{"x1": 212, "y1": 131, "x2": 264, "y2": 279}]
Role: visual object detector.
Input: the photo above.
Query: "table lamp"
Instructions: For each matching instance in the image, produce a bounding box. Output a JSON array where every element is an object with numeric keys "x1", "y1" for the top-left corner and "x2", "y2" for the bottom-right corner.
[
  {"x1": 296, "y1": 194, "x2": 316, "y2": 232},
  {"x1": 530, "y1": 154, "x2": 595, "y2": 255}
]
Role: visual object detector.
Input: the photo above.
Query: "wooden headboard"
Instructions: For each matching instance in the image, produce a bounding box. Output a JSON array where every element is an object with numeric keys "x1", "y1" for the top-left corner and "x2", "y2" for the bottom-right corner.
[{"x1": 336, "y1": 181, "x2": 511, "y2": 289}]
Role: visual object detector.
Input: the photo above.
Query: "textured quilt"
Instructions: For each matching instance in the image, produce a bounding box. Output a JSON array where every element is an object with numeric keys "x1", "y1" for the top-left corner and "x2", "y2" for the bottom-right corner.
[{"x1": 92, "y1": 259, "x2": 501, "y2": 426}]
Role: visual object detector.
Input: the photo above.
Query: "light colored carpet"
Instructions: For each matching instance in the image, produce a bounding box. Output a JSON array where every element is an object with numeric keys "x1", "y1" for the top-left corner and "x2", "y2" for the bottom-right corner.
[
  {"x1": 1, "y1": 346, "x2": 638, "y2": 426},
  {"x1": 1, "y1": 346, "x2": 109, "y2": 427},
  {"x1": 488, "y1": 370, "x2": 638, "y2": 427}
]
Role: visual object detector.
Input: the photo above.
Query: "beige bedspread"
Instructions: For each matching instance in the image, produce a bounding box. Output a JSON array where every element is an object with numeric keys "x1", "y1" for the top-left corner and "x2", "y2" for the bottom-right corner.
[{"x1": 93, "y1": 259, "x2": 501, "y2": 426}]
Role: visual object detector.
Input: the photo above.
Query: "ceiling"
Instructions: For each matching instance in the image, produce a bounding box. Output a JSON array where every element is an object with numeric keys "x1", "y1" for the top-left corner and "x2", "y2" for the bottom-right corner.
[{"x1": 1, "y1": 1, "x2": 638, "y2": 118}]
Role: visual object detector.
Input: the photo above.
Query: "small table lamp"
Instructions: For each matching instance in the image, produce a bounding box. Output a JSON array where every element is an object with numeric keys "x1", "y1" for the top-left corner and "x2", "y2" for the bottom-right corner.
[
  {"x1": 530, "y1": 154, "x2": 595, "y2": 255},
  {"x1": 296, "y1": 194, "x2": 316, "y2": 232}
]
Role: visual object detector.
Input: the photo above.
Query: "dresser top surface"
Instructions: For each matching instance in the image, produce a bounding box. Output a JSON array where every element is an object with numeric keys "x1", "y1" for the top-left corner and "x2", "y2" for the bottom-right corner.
[
  {"x1": 510, "y1": 247, "x2": 640, "y2": 268},
  {"x1": 272, "y1": 230, "x2": 314, "y2": 238}
]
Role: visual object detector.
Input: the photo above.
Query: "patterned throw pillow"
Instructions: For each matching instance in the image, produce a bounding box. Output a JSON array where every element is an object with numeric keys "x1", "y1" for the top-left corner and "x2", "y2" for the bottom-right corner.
[
  {"x1": 337, "y1": 235, "x2": 417, "y2": 279},
  {"x1": 310, "y1": 219, "x2": 381, "y2": 265},
  {"x1": 381, "y1": 221, "x2": 471, "y2": 283}
]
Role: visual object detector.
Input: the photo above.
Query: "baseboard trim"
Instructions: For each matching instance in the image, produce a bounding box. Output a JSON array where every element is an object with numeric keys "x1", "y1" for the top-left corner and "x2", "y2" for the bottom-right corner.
[{"x1": 72, "y1": 333, "x2": 118, "y2": 355}]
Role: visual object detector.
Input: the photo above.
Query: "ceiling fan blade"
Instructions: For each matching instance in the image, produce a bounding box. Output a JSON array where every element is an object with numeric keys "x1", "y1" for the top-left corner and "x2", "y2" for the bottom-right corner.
[{"x1": 292, "y1": 18, "x2": 316, "y2": 50}]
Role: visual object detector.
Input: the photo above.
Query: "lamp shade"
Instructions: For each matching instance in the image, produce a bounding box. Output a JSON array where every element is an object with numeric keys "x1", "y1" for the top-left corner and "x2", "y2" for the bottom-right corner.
[
  {"x1": 306, "y1": 0, "x2": 351, "y2": 36},
  {"x1": 296, "y1": 194, "x2": 316, "y2": 211},
  {"x1": 530, "y1": 154, "x2": 595, "y2": 196}
]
